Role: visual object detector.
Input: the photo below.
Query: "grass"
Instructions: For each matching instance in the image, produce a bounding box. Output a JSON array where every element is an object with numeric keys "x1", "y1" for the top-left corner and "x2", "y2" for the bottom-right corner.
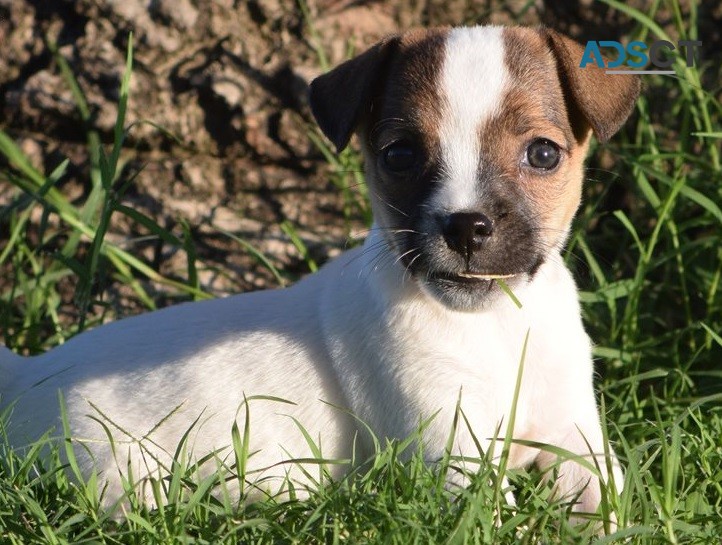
[{"x1": 1, "y1": 1, "x2": 722, "y2": 543}]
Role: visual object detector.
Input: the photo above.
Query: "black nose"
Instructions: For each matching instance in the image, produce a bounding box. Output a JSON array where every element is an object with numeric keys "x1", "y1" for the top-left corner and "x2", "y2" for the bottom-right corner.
[{"x1": 441, "y1": 212, "x2": 494, "y2": 257}]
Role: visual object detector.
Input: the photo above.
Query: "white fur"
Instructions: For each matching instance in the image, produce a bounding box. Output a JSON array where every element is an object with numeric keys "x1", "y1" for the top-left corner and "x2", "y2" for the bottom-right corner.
[
  {"x1": 0, "y1": 27, "x2": 621, "y2": 515},
  {"x1": 435, "y1": 26, "x2": 509, "y2": 211}
]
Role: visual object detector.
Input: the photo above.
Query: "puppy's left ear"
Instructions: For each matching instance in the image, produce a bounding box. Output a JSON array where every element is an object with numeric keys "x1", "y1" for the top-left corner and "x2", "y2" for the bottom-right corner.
[
  {"x1": 309, "y1": 36, "x2": 399, "y2": 152},
  {"x1": 543, "y1": 28, "x2": 640, "y2": 142}
]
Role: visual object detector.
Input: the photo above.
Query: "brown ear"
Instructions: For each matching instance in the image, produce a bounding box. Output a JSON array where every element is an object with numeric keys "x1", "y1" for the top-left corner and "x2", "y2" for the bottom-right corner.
[
  {"x1": 309, "y1": 36, "x2": 399, "y2": 152},
  {"x1": 543, "y1": 28, "x2": 640, "y2": 142}
]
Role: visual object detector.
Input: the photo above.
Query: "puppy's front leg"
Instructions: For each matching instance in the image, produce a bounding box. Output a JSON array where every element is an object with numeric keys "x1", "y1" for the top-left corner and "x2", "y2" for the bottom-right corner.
[{"x1": 535, "y1": 403, "x2": 623, "y2": 520}]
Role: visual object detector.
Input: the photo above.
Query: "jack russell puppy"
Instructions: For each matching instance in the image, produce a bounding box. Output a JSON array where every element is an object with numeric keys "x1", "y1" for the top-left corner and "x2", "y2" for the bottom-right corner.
[{"x1": 0, "y1": 25, "x2": 639, "y2": 518}]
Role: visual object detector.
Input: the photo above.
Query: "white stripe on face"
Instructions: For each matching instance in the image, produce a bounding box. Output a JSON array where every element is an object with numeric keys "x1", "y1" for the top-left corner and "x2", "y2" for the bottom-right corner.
[{"x1": 434, "y1": 26, "x2": 510, "y2": 211}]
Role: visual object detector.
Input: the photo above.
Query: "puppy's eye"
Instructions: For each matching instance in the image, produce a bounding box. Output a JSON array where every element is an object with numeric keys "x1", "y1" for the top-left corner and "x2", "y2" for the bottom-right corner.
[
  {"x1": 525, "y1": 139, "x2": 561, "y2": 170},
  {"x1": 382, "y1": 141, "x2": 419, "y2": 172}
]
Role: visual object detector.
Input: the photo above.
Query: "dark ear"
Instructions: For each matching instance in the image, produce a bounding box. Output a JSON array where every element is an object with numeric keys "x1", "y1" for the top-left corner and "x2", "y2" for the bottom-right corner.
[
  {"x1": 309, "y1": 36, "x2": 399, "y2": 152},
  {"x1": 543, "y1": 28, "x2": 640, "y2": 142}
]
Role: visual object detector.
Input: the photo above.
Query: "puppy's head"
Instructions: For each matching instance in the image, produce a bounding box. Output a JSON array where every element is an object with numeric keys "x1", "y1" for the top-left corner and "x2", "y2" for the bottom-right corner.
[{"x1": 310, "y1": 26, "x2": 639, "y2": 311}]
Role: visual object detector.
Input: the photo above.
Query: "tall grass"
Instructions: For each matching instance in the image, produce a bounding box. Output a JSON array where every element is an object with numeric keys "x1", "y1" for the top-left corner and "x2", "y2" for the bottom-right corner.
[
  {"x1": 1, "y1": 0, "x2": 721, "y2": 543},
  {"x1": 0, "y1": 35, "x2": 211, "y2": 355}
]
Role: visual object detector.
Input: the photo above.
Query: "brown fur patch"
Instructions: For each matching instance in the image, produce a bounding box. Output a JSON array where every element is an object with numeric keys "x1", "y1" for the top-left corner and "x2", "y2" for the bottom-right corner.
[
  {"x1": 487, "y1": 27, "x2": 638, "y2": 247},
  {"x1": 360, "y1": 28, "x2": 451, "y2": 227},
  {"x1": 362, "y1": 28, "x2": 449, "y2": 157},
  {"x1": 470, "y1": 27, "x2": 591, "y2": 249}
]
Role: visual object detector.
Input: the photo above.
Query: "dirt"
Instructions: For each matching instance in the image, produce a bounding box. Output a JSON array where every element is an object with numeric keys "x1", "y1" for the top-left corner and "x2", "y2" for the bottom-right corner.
[{"x1": 1, "y1": 0, "x2": 720, "y2": 325}]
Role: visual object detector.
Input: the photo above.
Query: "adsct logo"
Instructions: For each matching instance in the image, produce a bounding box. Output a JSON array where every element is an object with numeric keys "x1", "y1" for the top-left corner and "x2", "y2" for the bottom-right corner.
[{"x1": 580, "y1": 39, "x2": 702, "y2": 75}]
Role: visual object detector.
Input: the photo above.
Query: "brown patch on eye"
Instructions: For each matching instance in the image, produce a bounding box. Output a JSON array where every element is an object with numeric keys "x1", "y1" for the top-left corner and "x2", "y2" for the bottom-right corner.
[
  {"x1": 474, "y1": 28, "x2": 595, "y2": 249},
  {"x1": 364, "y1": 28, "x2": 449, "y2": 157},
  {"x1": 361, "y1": 28, "x2": 450, "y2": 226}
]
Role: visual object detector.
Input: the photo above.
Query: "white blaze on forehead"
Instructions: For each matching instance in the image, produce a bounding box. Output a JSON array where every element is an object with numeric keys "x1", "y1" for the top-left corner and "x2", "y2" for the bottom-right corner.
[{"x1": 435, "y1": 26, "x2": 509, "y2": 211}]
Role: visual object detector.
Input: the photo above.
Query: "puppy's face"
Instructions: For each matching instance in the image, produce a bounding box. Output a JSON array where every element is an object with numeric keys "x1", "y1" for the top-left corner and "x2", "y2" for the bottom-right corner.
[
  {"x1": 311, "y1": 26, "x2": 639, "y2": 311},
  {"x1": 362, "y1": 27, "x2": 586, "y2": 310}
]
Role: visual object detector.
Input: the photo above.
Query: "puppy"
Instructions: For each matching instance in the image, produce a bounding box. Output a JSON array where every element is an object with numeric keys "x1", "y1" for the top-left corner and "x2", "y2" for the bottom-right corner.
[{"x1": 0, "y1": 25, "x2": 639, "y2": 517}]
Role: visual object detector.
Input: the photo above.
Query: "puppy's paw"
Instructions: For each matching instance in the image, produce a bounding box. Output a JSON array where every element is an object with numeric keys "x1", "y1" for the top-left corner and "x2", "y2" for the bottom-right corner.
[{"x1": 551, "y1": 455, "x2": 622, "y2": 531}]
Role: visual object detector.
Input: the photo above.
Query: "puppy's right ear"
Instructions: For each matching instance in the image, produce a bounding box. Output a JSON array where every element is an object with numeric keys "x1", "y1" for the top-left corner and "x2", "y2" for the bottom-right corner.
[{"x1": 309, "y1": 37, "x2": 399, "y2": 152}]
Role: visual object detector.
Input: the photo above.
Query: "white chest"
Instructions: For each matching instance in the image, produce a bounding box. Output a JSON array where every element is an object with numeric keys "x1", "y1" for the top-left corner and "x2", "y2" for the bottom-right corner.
[{"x1": 323, "y1": 251, "x2": 593, "y2": 464}]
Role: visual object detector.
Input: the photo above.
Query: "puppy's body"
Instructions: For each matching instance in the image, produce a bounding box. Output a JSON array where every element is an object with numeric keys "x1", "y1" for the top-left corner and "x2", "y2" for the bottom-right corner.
[
  {"x1": 0, "y1": 233, "x2": 599, "y2": 507},
  {"x1": 1, "y1": 25, "x2": 638, "y2": 515}
]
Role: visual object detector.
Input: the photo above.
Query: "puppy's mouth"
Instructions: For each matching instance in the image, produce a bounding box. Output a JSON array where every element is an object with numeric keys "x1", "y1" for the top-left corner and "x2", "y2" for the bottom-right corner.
[
  {"x1": 457, "y1": 272, "x2": 516, "y2": 280},
  {"x1": 428, "y1": 271, "x2": 517, "y2": 285}
]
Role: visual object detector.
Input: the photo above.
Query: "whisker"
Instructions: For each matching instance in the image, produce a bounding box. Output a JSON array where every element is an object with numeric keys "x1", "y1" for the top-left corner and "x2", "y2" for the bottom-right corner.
[
  {"x1": 353, "y1": 226, "x2": 426, "y2": 237},
  {"x1": 369, "y1": 189, "x2": 410, "y2": 218},
  {"x1": 341, "y1": 240, "x2": 388, "y2": 271},
  {"x1": 404, "y1": 252, "x2": 423, "y2": 281},
  {"x1": 394, "y1": 247, "x2": 419, "y2": 266}
]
